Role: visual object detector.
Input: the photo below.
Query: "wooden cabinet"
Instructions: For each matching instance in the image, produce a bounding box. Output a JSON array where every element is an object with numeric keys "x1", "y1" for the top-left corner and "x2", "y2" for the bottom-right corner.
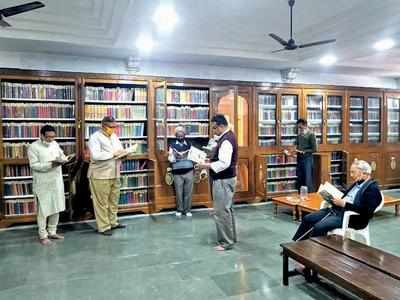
[
  {"x1": 385, "y1": 93, "x2": 400, "y2": 144},
  {"x1": 383, "y1": 152, "x2": 400, "y2": 187},
  {"x1": 256, "y1": 88, "x2": 301, "y2": 149},
  {"x1": 303, "y1": 89, "x2": 345, "y2": 146}
]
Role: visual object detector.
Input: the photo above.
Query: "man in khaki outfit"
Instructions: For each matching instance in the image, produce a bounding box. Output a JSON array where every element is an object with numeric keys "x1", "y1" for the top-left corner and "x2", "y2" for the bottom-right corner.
[{"x1": 88, "y1": 116, "x2": 127, "y2": 235}]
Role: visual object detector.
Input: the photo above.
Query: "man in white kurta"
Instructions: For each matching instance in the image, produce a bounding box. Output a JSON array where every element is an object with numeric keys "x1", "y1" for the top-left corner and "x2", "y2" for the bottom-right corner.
[
  {"x1": 88, "y1": 116, "x2": 127, "y2": 235},
  {"x1": 28, "y1": 125, "x2": 66, "y2": 245}
]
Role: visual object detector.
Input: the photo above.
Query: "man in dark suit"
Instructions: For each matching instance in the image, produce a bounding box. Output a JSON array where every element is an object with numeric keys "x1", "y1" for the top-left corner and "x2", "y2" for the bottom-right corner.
[{"x1": 292, "y1": 160, "x2": 382, "y2": 241}]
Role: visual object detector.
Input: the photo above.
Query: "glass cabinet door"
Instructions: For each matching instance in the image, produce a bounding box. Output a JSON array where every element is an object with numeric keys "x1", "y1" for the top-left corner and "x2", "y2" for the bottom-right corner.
[
  {"x1": 349, "y1": 96, "x2": 364, "y2": 144},
  {"x1": 367, "y1": 96, "x2": 381, "y2": 144},
  {"x1": 237, "y1": 94, "x2": 249, "y2": 147},
  {"x1": 326, "y1": 95, "x2": 343, "y2": 144},
  {"x1": 155, "y1": 86, "x2": 166, "y2": 151},
  {"x1": 306, "y1": 95, "x2": 323, "y2": 144},
  {"x1": 387, "y1": 96, "x2": 400, "y2": 143},
  {"x1": 258, "y1": 93, "x2": 277, "y2": 147},
  {"x1": 280, "y1": 94, "x2": 298, "y2": 146}
]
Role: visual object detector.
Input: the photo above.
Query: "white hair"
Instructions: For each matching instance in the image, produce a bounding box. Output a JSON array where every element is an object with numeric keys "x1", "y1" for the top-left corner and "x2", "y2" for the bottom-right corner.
[
  {"x1": 175, "y1": 126, "x2": 185, "y2": 135},
  {"x1": 353, "y1": 160, "x2": 372, "y2": 174}
]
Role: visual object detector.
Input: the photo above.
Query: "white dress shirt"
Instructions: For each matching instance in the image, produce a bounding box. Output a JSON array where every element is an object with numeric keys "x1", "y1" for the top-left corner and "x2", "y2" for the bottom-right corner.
[
  {"x1": 210, "y1": 129, "x2": 233, "y2": 174},
  {"x1": 87, "y1": 130, "x2": 123, "y2": 179}
]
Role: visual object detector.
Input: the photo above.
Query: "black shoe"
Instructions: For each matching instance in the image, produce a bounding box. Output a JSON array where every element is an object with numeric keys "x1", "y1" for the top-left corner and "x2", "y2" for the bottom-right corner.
[
  {"x1": 100, "y1": 229, "x2": 112, "y2": 236},
  {"x1": 111, "y1": 224, "x2": 126, "y2": 230}
]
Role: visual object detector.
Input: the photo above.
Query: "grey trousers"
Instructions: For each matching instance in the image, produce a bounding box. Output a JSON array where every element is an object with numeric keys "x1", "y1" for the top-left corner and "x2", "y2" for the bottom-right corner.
[
  {"x1": 212, "y1": 177, "x2": 237, "y2": 248},
  {"x1": 173, "y1": 170, "x2": 194, "y2": 213}
]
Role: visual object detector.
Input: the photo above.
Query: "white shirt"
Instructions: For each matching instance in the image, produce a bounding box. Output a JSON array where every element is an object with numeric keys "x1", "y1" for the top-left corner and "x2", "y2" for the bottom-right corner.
[
  {"x1": 210, "y1": 129, "x2": 233, "y2": 174},
  {"x1": 87, "y1": 130, "x2": 123, "y2": 179}
]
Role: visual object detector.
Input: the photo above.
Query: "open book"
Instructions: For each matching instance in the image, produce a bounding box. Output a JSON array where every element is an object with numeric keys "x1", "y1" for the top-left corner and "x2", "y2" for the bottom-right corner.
[
  {"x1": 318, "y1": 181, "x2": 344, "y2": 204},
  {"x1": 187, "y1": 146, "x2": 207, "y2": 164},
  {"x1": 53, "y1": 153, "x2": 76, "y2": 164},
  {"x1": 115, "y1": 144, "x2": 138, "y2": 159}
]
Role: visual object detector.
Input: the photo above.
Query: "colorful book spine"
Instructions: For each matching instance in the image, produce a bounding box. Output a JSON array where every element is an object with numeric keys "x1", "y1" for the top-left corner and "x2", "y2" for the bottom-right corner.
[
  {"x1": 166, "y1": 106, "x2": 209, "y2": 120},
  {"x1": 3, "y1": 123, "x2": 75, "y2": 138},
  {"x1": 84, "y1": 105, "x2": 146, "y2": 120},
  {"x1": 120, "y1": 174, "x2": 149, "y2": 188},
  {"x1": 167, "y1": 123, "x2": 208, "y2": 136},
  {"x1": 166, "y1": 89, "x2": 208, "y2": 104},
  {"x1": 120, "y1": 160, "x2": 148, "y2": 172},
  {"x1": 1, "y1": 82, "x2": 74, "y2": 99},
  {"x1": 85, "y1": 86, "x2": 147, "y2": 102},
  {"x1": 4, "y1": 165, "x2": 31, "y2": 177},
  {"x1": 85, "y1": 123, "x2": 145, "y2": 138},
  {"x1": 4, "y1": 181, "x2": 33, "y2": 196},
  {"x1": 119, "y1": 190, "x2": 148, "y2": 206},
  {"x1": 2, "y1": 103, "x2": 74, "y2": 118},
  {"x1": 5, "y1": 200, "x2": 36, "y2": 216}
]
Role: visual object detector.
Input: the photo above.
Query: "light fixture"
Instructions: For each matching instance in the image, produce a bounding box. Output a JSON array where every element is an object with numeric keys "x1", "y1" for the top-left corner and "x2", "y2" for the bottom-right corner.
[
  {"x1": 373, "y1": 38, "x2": 395, "y2": 51},
  {"x1": 319, "y1": 54, "x2": 337, "y2": 66},
  {"x1": 136, "y1": 34, "x2": 154, "y2": 53},
  {"x1": 152, "y1": 3, "x2": 178, "y2": 33}
]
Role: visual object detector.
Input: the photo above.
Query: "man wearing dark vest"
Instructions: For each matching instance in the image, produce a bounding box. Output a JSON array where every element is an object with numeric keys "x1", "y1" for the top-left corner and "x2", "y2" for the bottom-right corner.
[
  {"x1": 199, "y1": 114, "x2": 238, "y2": 251},
  {"x1": 168, "y1": 126, "x2": 194, "y2": 217},
  {"x1": 292, "y1": 160, "x2": 382, "y2": 241}
]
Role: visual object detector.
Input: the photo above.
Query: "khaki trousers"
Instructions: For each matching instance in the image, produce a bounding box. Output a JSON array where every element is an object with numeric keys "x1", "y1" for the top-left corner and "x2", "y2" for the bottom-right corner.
[{"x1": 89, "y1": 178, "x2": 121, "y2": 232}]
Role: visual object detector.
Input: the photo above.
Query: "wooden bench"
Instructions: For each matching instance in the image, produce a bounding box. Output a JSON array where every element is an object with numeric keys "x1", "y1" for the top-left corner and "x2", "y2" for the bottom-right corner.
[{"x1": 281, "y1": 235, "x2": 400, "y2": 300}]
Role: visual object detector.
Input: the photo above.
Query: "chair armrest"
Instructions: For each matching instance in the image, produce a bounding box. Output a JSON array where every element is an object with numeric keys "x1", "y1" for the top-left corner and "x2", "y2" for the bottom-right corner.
[{"x1": 342, "y1": 211, "x2": 359, "y2": 230}]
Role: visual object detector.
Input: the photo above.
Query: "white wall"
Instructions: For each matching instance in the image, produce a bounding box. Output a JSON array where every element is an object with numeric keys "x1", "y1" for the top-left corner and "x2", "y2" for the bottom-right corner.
[{"x1": 0, "y1": 50, "x2": 397, "y2": 89}]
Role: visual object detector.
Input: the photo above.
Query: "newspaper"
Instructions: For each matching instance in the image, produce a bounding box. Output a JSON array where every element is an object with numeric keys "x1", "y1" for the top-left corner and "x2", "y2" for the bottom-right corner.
[{"x1": 187, "y1": 146, "x2": 207, "y2": 164}]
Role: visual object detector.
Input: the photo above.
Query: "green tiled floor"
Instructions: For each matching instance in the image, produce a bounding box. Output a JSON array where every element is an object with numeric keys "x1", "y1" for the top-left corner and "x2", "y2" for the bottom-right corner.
[{"x1": 0, "y1": 203, "x2": 398, "y2": 300}]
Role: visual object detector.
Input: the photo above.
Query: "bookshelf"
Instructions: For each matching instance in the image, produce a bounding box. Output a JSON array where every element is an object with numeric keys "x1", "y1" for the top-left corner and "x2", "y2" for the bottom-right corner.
[
  {"x1": 306, "y1": 94, "x2": 323, "y2": 144},
  {"x1": 264, "y1": 153, "x2": 298, "y2": 196},
  {"x1": 386, "y1": 95, "x2": 400, "y2": 143},
  {"x1": 156, "y1": 85, "x2": 210, "y2": 150},
  {"x1": 256, "y1": 89, "x2": 300, "y2": 147},
  {"x1": 82, "y1": 80, "x2": 153, "y2": 214},
  {"x1": 329, "y1": 151, "x2": 348, "y2": 191},
  {"x1": 326, "y1": 95, "x2": 343, "y2": 145},
  {"x1": 0, "y1": 78, "x2": 77, "y2": 225}
]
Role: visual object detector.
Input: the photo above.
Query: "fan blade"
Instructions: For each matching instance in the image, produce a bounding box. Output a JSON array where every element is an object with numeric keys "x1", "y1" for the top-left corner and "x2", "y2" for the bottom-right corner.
[
  {"x1": 271, "y1": 48, "x2": 287, "y2": 53},
  {"x1": 269, "y1": 33, "x2": 288, "y2": 46},
  {"x1": 0, "y1": 18, "x2": 11, "y2": 27},
  {"x1": 298, "y1": 39, "x2": 336, "y2": 48},
  {"x1": 1, "y1": 1, "x2": 45, "y2": 17}
]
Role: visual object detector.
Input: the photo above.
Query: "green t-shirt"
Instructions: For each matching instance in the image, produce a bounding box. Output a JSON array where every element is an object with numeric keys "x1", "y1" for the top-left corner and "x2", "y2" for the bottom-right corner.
[{"x1": 297, "y1": 131, "x2": 317, "y2": 154}]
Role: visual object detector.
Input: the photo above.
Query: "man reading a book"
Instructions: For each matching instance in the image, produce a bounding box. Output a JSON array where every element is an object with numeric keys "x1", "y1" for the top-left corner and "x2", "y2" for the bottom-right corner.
[
  {"x1": 292, "y1": 160, "x2": 382, "y2": 241},
  {"x1": 168, "y1": 126, "x2": 194, "y2": 217},
  {"x1": 28, "y1": 125, "x2": 68, "y2": 245},
  {"x1": 87, "y1": 116, "x2": 127, "y2": 235}
]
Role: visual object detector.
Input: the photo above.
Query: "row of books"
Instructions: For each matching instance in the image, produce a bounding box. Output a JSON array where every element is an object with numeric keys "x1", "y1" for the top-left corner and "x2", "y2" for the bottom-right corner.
[
  {"x1": 388, "y1": 124, "x2": 400, "y2": 133},
  {"x1": 327, "y1": 137, "x2": 341, "y2": 144},
  {"x1": 281, "y1": 110, "x2": 298, "y2": 121},
  {"x1": 258, "y1": 94, "x2": 276, "y2": 105},
  {"x1": 4, "y1": 200, "x2": 36, "y2": 216},
  {"x1": 121, "y1": 141, "x2": 148, "y2": 154},
  {"x1": 309, "y1": 125, "x2": 322, "y2": 134},
  {"x1": 4, "y1": 181, "x2": 33, "y2": 196},
  {"x1": 327, "y1": 126, "x2": 341, "y2": 134},
  {"x1": 259, "y1": 125, "x2": 275, "y2": 136},
  {"x1": 308, "y1": 111, "x2": 323, "y2": 121},
  {"x1": 85, "y1": 123, "x2": 145, "y2": 138},
  {"x1": 3, "y1": 142, "x2": 75, "y2": 159},
  {"x1": 266, "y1": 154, "x2": 296, "y2": 165},
  {"x1": 267, "y1": 167, "x2": 296, "y2": 179},
  {"x1": 166, "y1": 89, "x2": 209, "y2": 104},
  {"x1": 388, "y1": 112, "x2": 400, "y2": 121},
  {"x1": 350, "y1": 124, "x2": 363, "y2": 133},
  {"x1": 281, "y1": 138, "x2": 297, "y2": 146},
  {"x1": 307, "y1": 96, "x2": 323, "y2": 107},
  {"x1": 120, "y1": 174, "x2": 149, "y2": 188},
  {"x1": 259, "y1": 139, "x2": 276, "y2": 147},
  {"x1": 388, "y1": 98, "x2": 400, "y2": 109},
  {"x1": 119, "y1": 190, "x2": 148, "y2": 206},
  {"x1": 281, "y1": 125, "x2": 297, "y2": 135},
  {"x1": 85, "y1": 87, "x2": 147, "y2": 102},
  {"x1": 259, "y1": 110, "x2": 275, "y2": 121},
  {"x1": 281, "y1": 96, "x2": 298, "y2": 107},
  {"x1": 166, "y1": 106, "x2": 209, "y2": 120},
  {"x1": 166, "y1": 123, "x2": 209, "y2": 136},
  {"x1": 4, "y1": 165, "x2": 31, "y2": 177},
  {"x1": 1, "y1": 82, "x2": 74, "y2": 100},
  {"x1": 327, "y1": 111, "x2": 342, "y2": 120},
  {"x1": 84, "y1": 105, "x2": 146, "y2": 120},
  {"x1": 367, "y1": 97, "x2": 380, "y2": 107},
  {"x1": 331, "y1": 151, "x2": 343, "y2": 160},
  {"x1": 350, "y1": 97, "x2": 364, "y2": 107},
  {"x1": 2, "y1": 103, "x2": 75, "y2": 119},
  {"x1": 121, "y1": 160, "x2": 149, "y2": 172},
  {"x1": 267, "y1": 180, "x2": 297, "y2": 193},
  {"x1": 328, "y1": 96, "x2": 342, "y2": 106},
  {"x1": 3, "y1": 123, "x2": 75, "y2": 138},
  {"x1": 331, "y1": 164, "x2": 342, "y2": 173},
  {"x1": 368, "y1": 111, "x2": 380, "y2": 120}
]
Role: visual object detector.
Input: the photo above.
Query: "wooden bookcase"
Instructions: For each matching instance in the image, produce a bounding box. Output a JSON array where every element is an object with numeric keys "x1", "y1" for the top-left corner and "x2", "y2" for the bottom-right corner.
[
  {"x1": 0, "y1": 75, "x2": 78, "y2": 227},
  {"x1": 81, "y1": 78, "x2": 155, "y2": 214}
]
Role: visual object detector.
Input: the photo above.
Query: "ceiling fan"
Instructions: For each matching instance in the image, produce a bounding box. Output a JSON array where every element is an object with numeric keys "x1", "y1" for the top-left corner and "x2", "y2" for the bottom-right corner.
[
  {"x1": 269, "y1": 0, "x2": 336, "y2": 53},
  {"x1": 0, "y1": 1, "x2": 45, "y2": 28}
]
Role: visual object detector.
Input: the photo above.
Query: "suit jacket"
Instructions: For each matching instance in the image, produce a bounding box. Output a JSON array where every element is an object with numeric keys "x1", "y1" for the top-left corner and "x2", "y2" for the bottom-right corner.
[{"x1": 334, "y1": 179, "x2": 382, "y2": 230}]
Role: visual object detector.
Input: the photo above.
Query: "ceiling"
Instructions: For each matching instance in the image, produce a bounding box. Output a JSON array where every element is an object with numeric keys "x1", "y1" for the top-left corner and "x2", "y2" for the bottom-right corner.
[{"x1": 1, "y1": 0, "x2": 400, "y2": 77}]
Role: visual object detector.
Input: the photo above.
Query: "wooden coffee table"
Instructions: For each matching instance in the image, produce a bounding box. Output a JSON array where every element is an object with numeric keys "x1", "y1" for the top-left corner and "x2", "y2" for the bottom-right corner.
[
  {"x1": 296, "y1": 193, "x2": 400, "y2": 220},
  {"x1": 271, "y1": 194, "x2": 301, "y2": 220}
]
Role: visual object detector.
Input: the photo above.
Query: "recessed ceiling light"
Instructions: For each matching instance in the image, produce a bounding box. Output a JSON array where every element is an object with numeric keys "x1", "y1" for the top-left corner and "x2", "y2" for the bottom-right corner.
[
  {"x1": 319, "y1": 54, "x2": 337, "y2": 66},
  {"x1": 373, "y1": 38, "x2": 395, "y2": 51},
  {"x1": 153, "y1": 4, "x2": 178, "y2": 33},
  {"x1": 136, "y1": 34, "x2": 154, "y2": 53}
]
